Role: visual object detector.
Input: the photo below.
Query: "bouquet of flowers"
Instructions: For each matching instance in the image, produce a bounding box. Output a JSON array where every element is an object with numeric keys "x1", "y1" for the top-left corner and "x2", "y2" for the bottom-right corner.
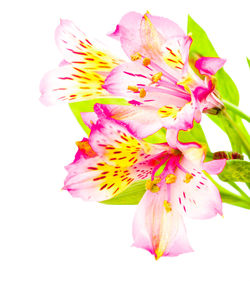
[{"x1": 40, "y1": 11, "x2": 250, "y2": 259}]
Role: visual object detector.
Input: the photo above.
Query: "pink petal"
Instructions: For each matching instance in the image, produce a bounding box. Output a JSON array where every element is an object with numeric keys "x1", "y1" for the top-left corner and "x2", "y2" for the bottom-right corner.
[
  {"x1": 94, "y1": 104, "x2": 163, "y2": 139},
  {"x1": 146, "y1": 14, "x2": 185, "y2": 40},
  {"x1": 170, "y1": 157, "x2": 223, "y2": 219},
  {"x1": 108, "y1": 12, "x2": 143, "y2": 57},
  {"x1": 39, "y1": 64, "x2": 110, "y2": 105},
  {"x1": 88, "y1": 116, "x2": 168, "y2": 167},
  {"x1": 202, "y1": 159, "x2": 226, "y2": 175},
  {"x1": 195, "y1": 57, "x2": 226, "y2": 76},
  {"x1": 64, "y1": 155, "x2": 137, "y2": 201},
  {"x1": 80, "y1": 112, "x2": 98, "y2": 129},
  {"x1": 109, "y1": 12, "x2": 186, "y2": 59},
  {"x1": 55, "y1": 19, "x2": 120, "y2": 71},
  {"x1": 133, "y1": 189, "x2": 192, "y2": 259},
  {"x1": 104, "y1": 61, "x2": 188, "y2": 108}
]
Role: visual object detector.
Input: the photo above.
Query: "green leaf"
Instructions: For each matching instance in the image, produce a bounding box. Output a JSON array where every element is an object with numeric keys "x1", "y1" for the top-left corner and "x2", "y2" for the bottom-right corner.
[
  {"x1": 218, "y1": 160, "x2": 250, "y2": 182},
  {"x1": 187, "y1": 15, "x2": 217, "y2": 57},
  {"x1": 69, "y1": 98, "x2": 129, "y2": 135},
  {"x1": 187, "y1": 16, "x2": 250, "y2": 155},
  {"x1": 178, "y1": 121, "x2": 210, "y2": 151},
  {"x1": 143, "y1": 128, "x2": 166, "y2": 144},
  {"x1": 101, "y1": 180, "x2": 146, "y2": 205},
  {"x1": 205, "y1": 173, "x2": 250, "y2": 209},
  {"x1": 247, "y1": 57, "x2": 250, "y2": 68}
]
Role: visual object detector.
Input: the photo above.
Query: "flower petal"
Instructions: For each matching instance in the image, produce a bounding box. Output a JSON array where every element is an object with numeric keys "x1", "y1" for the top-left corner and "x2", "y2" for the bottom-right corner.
[
  {"x1": 64, "y1": 117, "x2": 171, "y2": 201},
  {"x1": 108, "y1": 12, "x2": 143, "y2": 57},
  {"x1": 171, "y1": 157, "x2": 223, "y2": 219},
  {"x1": 104, "y1": 61, "x2": 189, "y2": 107},
  {"x1": 202, "y1": 159, "x2": 226, "y2": 175},
  {"x1": 55, "y1": 19, "x2": 120, "y2": 72},
  {"x1": 195, "y1": 57, "x2": 226, "y2": 76},
  {"x1": 133, "y1": 189, "x2": 192, "y2": 259},
  {"x1": 88, "y1": 117, "x2": 168, "y2": 167},
  {"x1": 109, "y1": 12, "x2": 185, "y2": 59},
  {"x1": 40, "y1": 64, "x2": 110, "y2": 105},
  {"x1": 64, "y1": 155, "x2": 138, "y2": 201}
]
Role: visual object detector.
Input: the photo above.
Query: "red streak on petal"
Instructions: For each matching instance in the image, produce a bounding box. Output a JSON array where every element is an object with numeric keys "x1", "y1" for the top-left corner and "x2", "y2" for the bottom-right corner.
[
  {"x1": 93, "y1": 176, "x2": 106, "y2": 181},
  {"x1": 123, "y1": 71, "x2": 135, "y2": 77},
  {"x1": 53, "y1": 88, "x2": 67, "y2": 91},
  {"x1": 107, "y1": 183, "x2": 115, "y2": 189},
  {"x1": 59, "y1": 77, "x2": 73, "y2": 80},
  {"x1": 85, "y1": 39, "x2": 92, "y2": 45},
  {"x1": 100, "y1": 184, "x2": 107, "y2": 190}
]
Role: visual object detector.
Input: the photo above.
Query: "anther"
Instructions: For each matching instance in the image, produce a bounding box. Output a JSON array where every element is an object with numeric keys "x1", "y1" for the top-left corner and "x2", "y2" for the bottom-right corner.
[
  {"x1": 164, "y1": 200, "x2": 172, "y2": 213},
  {"x1": 139, "y1": 88, "x2": 146, "y2": 98},
  {"x1": 183, "y1": 173, "x2": 193, "y2": 183},
  {"x1": 146, "y1": 177, "x2": 161, "y2": 193},
  {"x1": 165, "y1": 174, "x2": 176, "y2": 184},
  {"x1": 131, "y1": 52, "x2": 141, "y2": 61},
  {"x1": 152, "y1": 72, "x2": 162, "y2": 83},
  {"x1": 143, "y1": 57, "x2": 151, "y2": 66},
  {"x1": 127, "y1": 85, "x2": 139, "y2": 92}
]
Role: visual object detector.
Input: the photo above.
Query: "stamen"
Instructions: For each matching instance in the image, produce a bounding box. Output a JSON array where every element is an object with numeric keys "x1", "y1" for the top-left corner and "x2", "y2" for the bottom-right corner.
[
  {"x1": 164, "y1": 200, "x2": 172, "y2": 213},
  {"x1": 139, "y1": 88, "x2": 146, "y2": 98},
  {"x1": 183, "y1": 173, "x2": 193, "y2": 183},
  {"x1": 127, "y1": 85, "x2": 139, "y2": 92},
  {"x1": 165, "y1": 174, "x2": 177, "y2": 184},
  {"x1": 146, "y1": 177, "x2": 161, "y2": 193},
  {"x1": 131, "y1": 52, "x2": 141, "y2": 61},
  {"x1": 76, "y1": 140, "x2": 97, "y2": 158},
  {"x1": 152, "y1": 72, "x2": 162, "y2": 83},
  {"x1": 143, "y1": 57, "x2": 151, "y2": 66}
]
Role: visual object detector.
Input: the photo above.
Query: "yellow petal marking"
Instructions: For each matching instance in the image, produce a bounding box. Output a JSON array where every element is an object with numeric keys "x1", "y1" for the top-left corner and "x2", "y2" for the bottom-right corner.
[
  {"x1": 163, "y1": 46, "x2": 184, "y2": 70},
  {"x1": 103, "y1": 133, "x2": 149, "y2": 167},
  {"x1": 158, "y1": 106, "x2": 180, "y2": 119},
  {"x1": 89, "y1": 162, "x2": 134, "y2": 197}
]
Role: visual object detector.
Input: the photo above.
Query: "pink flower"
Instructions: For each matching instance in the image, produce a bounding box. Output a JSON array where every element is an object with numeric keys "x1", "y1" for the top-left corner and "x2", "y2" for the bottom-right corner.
[
  {"x1": 63, "y1": 110, "x2": 226, "y2": 259},
  {"x1": 104, "y1": 12, "x2": 226, "y2": 136},
  {"x1": 40, "y1": 19, "x2": 122, "y2": 105}
]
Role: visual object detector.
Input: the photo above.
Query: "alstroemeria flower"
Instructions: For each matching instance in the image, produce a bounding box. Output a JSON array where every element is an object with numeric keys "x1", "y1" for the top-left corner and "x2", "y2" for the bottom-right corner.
[
  {"x1": 103, "y1": 12, "x2": 225, "y2": 135},
  {"x1": 40, "y1": 19, "x2": 122, "y2": 105},
  {"x1": 133, "y1": 145, "x2": 225, "y2": 259},
  {"x1": 64, "y1": 116, "x2": 173, "y2": 201},
  {"x1": 64, "y1": 112, "x2": 226, "y2": 259}
]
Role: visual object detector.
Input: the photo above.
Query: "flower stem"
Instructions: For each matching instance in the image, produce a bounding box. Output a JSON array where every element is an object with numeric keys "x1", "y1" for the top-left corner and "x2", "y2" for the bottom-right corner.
[
  {"x1": 228, "y1": 182, "x2": 249, "y2": 200},
  {"x1": 221, "y1": 109, "x2": 250, "y2": 158},
  {"x1": 205, "y1": 173, "x2": 250, "y2": 210},
  {"x1": 222, "y1": 99, "x2": 250, "y2": 122}
]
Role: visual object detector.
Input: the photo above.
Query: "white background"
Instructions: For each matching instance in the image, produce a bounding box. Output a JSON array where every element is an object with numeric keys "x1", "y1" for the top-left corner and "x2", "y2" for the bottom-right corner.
[{"x1": 1, "y1": 0, "x2": 250, "y2": 280}]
